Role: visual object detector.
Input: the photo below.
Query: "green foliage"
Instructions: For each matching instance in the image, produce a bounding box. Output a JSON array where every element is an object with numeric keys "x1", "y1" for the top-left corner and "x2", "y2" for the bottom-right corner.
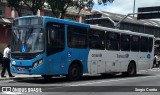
[
  {"x1": 6, "y1": 0, "x2": 114, "y2": 18},
  {"x1": 46, "y1": 0, "x2": 94, "y2": 19},
  {"x1": 7, "y1": 0, "x2": 23, "y2": 16},
  {"x1": 47, "y1": 0, "x2": 114, "y2": 19},
  {"x1": 22, "y1": 0, "x2": 45, "y2": 15},
  {"x1": 7, "y1": 0, "x2": 45, "y2": 16},
  {"x1": 98, "y1": 0, "x2": 114, "y2": 5}
]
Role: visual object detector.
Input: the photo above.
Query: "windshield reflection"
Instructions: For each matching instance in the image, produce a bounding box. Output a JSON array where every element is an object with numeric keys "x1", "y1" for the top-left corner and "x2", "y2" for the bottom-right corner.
[{"x1": 12, "y1": 28, "x2": 44, "y2": 53}]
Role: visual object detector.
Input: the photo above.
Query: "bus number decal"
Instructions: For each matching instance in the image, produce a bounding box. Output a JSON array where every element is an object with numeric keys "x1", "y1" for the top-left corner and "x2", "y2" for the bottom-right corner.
[
  {"x1": 91, "y1": 54, "x2": 102, "y2": 57},
  {"x1": 117, "y1": 54, "x2": 129, "y2": 58}
]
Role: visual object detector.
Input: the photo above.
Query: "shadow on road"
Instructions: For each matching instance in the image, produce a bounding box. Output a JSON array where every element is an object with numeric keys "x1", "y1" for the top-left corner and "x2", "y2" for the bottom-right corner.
[{"x1": 13, "y1": 73, "x2": 152, "y2": 84}]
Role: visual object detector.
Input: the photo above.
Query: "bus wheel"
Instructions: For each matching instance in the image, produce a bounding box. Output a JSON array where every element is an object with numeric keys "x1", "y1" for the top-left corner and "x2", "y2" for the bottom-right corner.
[
  {"x1": 122, "y1": 62, "x2": 136, "y2": 77},
  {"x1": 41, "y1": 75, "x2": 53, "y2": 80},
  {"x1": 67, "y1": 64, "x2": 82, "y2": 81}
]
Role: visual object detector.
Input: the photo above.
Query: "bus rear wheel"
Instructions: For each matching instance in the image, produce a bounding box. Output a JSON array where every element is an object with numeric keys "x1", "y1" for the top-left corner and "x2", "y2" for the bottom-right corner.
[
  {"x1": 41, "y1": 75, "x2": 53, "y2": 80},
  {"x1": 122, "y1": 62, "x2": 136, "y2": 77},
  {"x1": 67, "y1": 64, "x2": 82, "y2": 81}
]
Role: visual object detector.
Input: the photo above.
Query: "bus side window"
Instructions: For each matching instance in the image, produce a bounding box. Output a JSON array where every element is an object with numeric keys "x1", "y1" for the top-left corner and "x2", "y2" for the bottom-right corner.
[
  {"x1": 89, "y1": 29, "x2": 105, "y2": 50},
  {"x1": 121, "y1": 34, "x2": 130, "y2": 51},
  {"x1": 131, "y1": 35, "x2": 140, "y2": 51},
  {"x1": 140, "y1": 37, "x2": 148, "y2": 52},
  {"x1": 148, "y1": 38, "x2": 153, "y2": 52},
  {"x1": 106, "y1": 32, "x2": 120, "y2": 51},
  {"x1": 68, "y1": 25, "x2": 87, "y2": 48},
  {"x1": 46, "y1": 22, "x2": 65, "y2": 55}
]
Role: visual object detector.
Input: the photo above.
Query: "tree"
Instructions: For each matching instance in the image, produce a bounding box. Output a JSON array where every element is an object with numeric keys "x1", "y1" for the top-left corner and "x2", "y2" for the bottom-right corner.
[
  {"x1": 46, "y1": 0, "x2": 114, "y2": 19},
  {"x1": 98, "y1": 0, "x2": 114, "y2": 5},
  {"x1": 7, "y1": 0, "x2": 45, "y2": 16},
  {"x1": 22, "y1": 0, "x2": 45, "y2": 15},
  {"x1": 7, "y1": 0, "x2": 23, "y2": 17},
  {"x1": 46, "y1": 0, "x2": 70, "y2": 18},
  {"x1": 7, "y1": 0, "x2": 114, "y2": 17},
  {"x1": 46, "y1": 0, "x2": 94, "y2": 19}
]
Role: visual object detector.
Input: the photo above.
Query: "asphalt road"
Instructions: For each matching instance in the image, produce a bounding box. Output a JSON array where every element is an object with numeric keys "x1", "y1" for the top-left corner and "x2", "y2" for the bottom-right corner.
[{"x1": 0, "y1": 68, "x2": 160, "y2": 95}]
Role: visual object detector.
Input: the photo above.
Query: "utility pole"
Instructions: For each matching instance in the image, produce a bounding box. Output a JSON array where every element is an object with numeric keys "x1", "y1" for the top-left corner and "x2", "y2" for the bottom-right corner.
[{"x1": 133, "y1": 0, "x2": 136, "y2": 17}]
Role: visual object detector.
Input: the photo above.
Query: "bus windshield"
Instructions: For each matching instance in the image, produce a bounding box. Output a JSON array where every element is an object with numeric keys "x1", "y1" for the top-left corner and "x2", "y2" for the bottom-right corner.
[{"x1": 12, "y1": 27, "x2": 44, "y2": 53}]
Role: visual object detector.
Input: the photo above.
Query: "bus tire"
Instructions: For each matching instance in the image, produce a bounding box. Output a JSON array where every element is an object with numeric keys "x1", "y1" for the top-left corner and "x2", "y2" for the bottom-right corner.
[
  {"x1": 41, "y1": 75, "x2": 53, "y2": 80},
  {"x1": 122, "y1": 62, "x2": 136, "y2": 77},
  {"x1": 67, "y1": 63, "x2": 82, "y2": 81}
]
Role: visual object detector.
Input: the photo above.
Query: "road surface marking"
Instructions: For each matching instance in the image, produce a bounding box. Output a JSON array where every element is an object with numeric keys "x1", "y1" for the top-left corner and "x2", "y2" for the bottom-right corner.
[
  {"x1": 70, "y1": 74, "x2": 160, "y2": 86},
  {"x1": 2, "y1": 92, "x2": 23, "y2": 94}
]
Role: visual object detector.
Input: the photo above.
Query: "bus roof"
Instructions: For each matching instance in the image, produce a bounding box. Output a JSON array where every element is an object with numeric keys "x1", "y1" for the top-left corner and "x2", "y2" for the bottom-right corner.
[
  {"x1": 13, "y1": 16, "x2": 154, "y2": 38},
  {"x1": 155, "y1": 38, "x2": 160, "y2": 41},
  {"x1": 90, "y1": 25, "x2": 154, "y2": 38},
  {"x1": 43, "y1": 16, "x2": 90, "y2": 28},
  {"x1": 14, "y1": 15, "x2": 90, "y2": 28}
]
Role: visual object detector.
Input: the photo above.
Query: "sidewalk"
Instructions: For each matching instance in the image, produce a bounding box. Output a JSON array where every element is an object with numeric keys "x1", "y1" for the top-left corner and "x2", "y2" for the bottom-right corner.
[
  {"x1": 0, "y1": 66, "x2": 40, "y2": 81},
  {"x1": 0, "y1": 74, "x2": 40, "y2": 81}
]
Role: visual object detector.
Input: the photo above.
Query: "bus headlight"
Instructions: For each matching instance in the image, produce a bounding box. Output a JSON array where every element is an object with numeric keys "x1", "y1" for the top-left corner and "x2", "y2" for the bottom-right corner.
[
  {"x1": 11, "y1": 61, "x2": 16, "y2": 65},
  {"x1": 32, "y1": 59, "x2": 43, "y2": 68},
  {"x1": 33, "y1": 62, "x2": 39, "y2": 68}
]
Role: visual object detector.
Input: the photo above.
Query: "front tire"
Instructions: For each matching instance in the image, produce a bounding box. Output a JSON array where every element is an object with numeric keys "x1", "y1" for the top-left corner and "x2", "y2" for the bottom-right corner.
[
  {"x1": 67, "y1": 64, "x2": 82, "y2": 81},
  {"x1": 41, "y1": 75, "x2": 53, "y2": 80}
]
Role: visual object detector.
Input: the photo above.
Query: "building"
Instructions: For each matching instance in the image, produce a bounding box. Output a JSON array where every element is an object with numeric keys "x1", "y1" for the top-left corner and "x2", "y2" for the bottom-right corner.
[
  {"x1": 0, "y1": 0, "x2": 13, "y2": 52},
  {"x1": 85, "y1": 10, "x2": 160, "y2": 38},
  {"x1": 0, "y1": 0, "x2": 90, "y2": 52}
]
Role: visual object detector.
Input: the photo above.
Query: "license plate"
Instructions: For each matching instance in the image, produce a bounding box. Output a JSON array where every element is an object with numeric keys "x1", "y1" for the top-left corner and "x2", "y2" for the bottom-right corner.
[{"x1": 17, "y1": 67, "x2": 26, "y2": 71}]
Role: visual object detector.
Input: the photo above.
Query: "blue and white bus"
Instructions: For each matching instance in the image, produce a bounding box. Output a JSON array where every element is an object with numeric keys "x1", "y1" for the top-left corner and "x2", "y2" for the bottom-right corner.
[{"x1": 10, "y1": 16, "x2": 154, "y2": 80}]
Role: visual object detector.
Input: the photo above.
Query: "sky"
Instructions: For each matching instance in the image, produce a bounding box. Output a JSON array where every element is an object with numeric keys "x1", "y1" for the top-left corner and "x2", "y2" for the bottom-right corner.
[{"x1": 93, "y1": 0, "x2": 160, "y2": 15}]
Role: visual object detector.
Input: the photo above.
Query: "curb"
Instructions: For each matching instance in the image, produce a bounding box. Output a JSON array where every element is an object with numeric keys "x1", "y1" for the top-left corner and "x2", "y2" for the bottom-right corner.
[{"x1": 0, "y1": 75, "x2": 40, "y2": 81}]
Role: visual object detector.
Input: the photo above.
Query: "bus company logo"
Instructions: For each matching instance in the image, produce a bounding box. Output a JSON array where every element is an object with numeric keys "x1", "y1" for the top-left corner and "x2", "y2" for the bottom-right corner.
[
  {"x1": 147, "y1": 54, "x2": 151, "y2": 59},
  {"x1": 1, "y1": 87, "x2": 42, "y2": 93},
  {"x1": 92, "y1": 53, "x2": 102, "y2": 57},
  {"x1": 117, "y1": 54, "x2": 129, "y2": 58}
]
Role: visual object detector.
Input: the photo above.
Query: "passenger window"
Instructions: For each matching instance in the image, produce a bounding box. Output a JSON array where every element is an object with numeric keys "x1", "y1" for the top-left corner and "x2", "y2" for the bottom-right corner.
[
  {"x1": 46, "y1": 22, "x2": 65, "y2": 55},
  {"x1": 89, "y1": 29, "x2": 105, "y2": 50},
  {"x1": 131, "y1": 35, "x2": 140, "y2": 51},
  {"x1": 148, "y1": 38, "x2": 153, "y2": 52},
  {"x1": 106, "y1": 32, "x2": 120, "y2": 50},
  {"x1": 68, "y1": 25, "x2": 88, "y2": 48},
  {"x1": 140, "y1": 37, "x2": 148, "y2": 52},
  {"x1": 121, "y1": 34, "x2": 130, "y2": 51}
]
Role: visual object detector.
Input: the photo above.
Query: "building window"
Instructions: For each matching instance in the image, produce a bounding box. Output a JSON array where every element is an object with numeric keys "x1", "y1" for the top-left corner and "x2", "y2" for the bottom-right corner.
[
  {"x1": 0, "y1": 5, "x2": 5, "y2": 16},
  {"x1": 21, "y1": 9, "x2": 32, "y2": 16},
  {"x1": 44, "y1": 11, "x2": 54, "y2": 17},
  {"x1": 65, "y1": 16, "x2": 76, "y2": 21}
]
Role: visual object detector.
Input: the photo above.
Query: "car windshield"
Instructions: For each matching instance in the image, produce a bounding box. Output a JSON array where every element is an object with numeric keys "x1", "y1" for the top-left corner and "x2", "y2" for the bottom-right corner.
[{"x1": 12, "y1": 27, "x2": 44, "y2": 53}]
